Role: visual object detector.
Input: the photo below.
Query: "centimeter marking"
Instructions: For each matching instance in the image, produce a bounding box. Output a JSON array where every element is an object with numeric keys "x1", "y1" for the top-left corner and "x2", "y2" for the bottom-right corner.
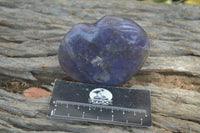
[
  {"x1": 53, "y1": 100, "x2": 147, "y2": 115},
  {"x1": 50, "y1": 100, "x2": 148, "y2": 126},
  {"x1": 51, "y1": 113, "x2": 144, "y2": 126}
]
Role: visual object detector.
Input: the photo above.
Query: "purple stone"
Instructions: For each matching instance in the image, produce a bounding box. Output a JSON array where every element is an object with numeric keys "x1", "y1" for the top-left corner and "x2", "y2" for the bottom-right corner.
[{"x1": 58, "y1": 16, "x2": 150, "y2": 86}]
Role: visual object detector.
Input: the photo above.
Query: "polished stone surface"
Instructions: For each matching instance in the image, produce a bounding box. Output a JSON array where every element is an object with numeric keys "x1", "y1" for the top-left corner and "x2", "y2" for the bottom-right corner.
[{"x1": 58, "y1": 16, "x2": 150, "y2": 85}]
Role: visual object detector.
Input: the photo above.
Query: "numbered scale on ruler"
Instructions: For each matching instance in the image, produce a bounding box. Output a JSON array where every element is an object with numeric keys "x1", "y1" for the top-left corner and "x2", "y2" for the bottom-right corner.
[{"x1": 48, "y1": 79, "x2": 152, "y2": 127}]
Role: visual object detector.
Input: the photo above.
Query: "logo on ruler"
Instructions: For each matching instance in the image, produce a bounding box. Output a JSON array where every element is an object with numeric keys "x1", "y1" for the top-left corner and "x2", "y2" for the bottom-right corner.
[{"x1": 89, "y1": 88, "x2": 113, "y2": 105}]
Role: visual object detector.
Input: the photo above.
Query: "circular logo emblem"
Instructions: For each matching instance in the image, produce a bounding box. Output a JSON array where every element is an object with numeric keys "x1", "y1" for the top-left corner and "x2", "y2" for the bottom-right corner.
[{"x1": 89, "y1": 88, "x2": 113, "y2": 105}]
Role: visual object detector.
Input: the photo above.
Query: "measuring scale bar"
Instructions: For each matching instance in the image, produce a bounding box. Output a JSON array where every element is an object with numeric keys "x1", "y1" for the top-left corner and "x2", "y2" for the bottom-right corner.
[
  {"x1": 50, "y1": 100, "x2": 148, "y2": 126},
  {"x1": 48, "y1": 79, "x2": 152, "y2": 127},
  {"x1": 54, "y1": 100, "x2": 147, "y2": 114}
]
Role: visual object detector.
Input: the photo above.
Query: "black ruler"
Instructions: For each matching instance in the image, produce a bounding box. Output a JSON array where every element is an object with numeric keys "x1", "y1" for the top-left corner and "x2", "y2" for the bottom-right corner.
[{"x1": 48, "y1": 79, "x2": 152, "y2": 127}]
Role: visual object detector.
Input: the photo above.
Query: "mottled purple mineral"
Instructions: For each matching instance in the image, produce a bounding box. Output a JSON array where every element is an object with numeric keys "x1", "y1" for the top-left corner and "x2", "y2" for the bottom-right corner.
[{"x1": 58, "y1": 16, "x2": 150, "y2": 86}]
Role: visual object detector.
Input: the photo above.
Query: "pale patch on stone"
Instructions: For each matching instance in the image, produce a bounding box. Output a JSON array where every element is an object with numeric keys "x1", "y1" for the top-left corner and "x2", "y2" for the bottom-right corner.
[
  {"x1": 91, "y1": 56, "x2": 103, "y2": 66},
  {"x1": 93, "y1": 71, "x2": 110, "y2": 82}
]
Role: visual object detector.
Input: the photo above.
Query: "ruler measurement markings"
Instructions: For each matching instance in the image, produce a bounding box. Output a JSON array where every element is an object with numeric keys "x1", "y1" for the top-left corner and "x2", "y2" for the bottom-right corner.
[
  {"x1": 48, "y1": 80, "x2": 151, "y2": 127},
  {"x1": 50, "y1": 109, "x2": 56, "y2": 116},
  {"x1": 52, "y1": 114, "x2": 142, "y2": 126},
  {"x1": 55, "y1": 100, "x2": 147, "y2": 114},
  {"x1": 53, "y1": 100, "x2": 57, "y2": 107},
  {"x1": 52, "y1": 101, "x2": 148, "y2": 126},
  {"x1": 50, "y1": 110, "x2": 54, "y2": 116},
  {"x1": 82, "y1": 112, "x2": 85, "y2": 118}
]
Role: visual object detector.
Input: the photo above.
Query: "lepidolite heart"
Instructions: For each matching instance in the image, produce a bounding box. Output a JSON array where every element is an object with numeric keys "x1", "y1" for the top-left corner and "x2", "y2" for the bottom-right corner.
[{"x1": 58, "y1": 16, "x2": 150, "y2": 85}]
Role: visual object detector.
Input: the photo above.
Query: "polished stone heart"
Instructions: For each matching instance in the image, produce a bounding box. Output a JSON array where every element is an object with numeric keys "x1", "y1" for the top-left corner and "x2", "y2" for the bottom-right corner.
[{"x1": 58, "y1": 16, "x2": 150, "y2": 85}]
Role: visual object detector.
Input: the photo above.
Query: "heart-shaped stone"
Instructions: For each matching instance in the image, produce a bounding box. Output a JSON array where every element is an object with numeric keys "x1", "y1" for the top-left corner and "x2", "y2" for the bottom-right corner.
[{"x1": 58, "y1": 16, "x2": 150, "y2": 86}]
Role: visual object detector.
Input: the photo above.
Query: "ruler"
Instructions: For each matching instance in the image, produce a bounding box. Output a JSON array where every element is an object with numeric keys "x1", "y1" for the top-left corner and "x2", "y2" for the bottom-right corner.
[{"x1": 48, "y1": 79, "x2": 151, "y2": 127}]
